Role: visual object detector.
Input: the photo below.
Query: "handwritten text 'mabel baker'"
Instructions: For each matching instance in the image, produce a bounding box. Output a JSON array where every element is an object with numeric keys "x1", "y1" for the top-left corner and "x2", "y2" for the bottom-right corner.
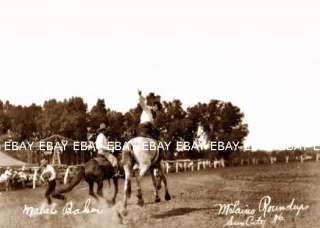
[{"x1": 23, "y1": 199, "x2": 102, "y2": 218}]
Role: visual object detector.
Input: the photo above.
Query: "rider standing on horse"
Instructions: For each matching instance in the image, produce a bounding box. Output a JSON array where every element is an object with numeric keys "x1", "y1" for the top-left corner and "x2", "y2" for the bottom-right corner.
[
  {"x1": 95, "y1": 123, "x2": 119, "y2": 176},
  {"x1": 137, "y1": 90, "x2": 162, "y2": 139}
]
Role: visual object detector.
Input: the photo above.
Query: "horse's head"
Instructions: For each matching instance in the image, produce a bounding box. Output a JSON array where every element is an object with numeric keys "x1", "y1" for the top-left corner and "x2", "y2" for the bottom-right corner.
[{"x1": 153, "y1": 168, "x2": 162, "y2": 190}]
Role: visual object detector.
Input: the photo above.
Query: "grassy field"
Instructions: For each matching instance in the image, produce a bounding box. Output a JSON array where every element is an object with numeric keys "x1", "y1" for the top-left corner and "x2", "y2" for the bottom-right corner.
[{"x1": 0, "y1": 162, "x2": 319, "y2": 228}]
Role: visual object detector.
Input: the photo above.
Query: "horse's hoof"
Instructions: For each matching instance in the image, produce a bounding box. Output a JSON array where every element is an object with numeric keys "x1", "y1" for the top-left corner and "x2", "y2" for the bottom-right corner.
[
  {"x1": 155, "y1": 197, "x2": 161, "y2": 203},
  {"x1": 165, "y1": 193, "x2": 171, "y2": 201},
  {"x1": 137, "y1": 198, "x2": 144, "y2": 207},
  {"x1": 107, "y1": 198, "x2": 116, "y2": 205},
  {"x1": 115, "y1": 211, "x2": 124, "y2": 224},
  {"x1": 120, "y1": 208, "x2": 128, "y2": 216},
  {"x1": 90, "y1": 193, "x2": 98, "y2": 199},
  {"x1": 127, "y1": 186, "x2": 132, "y2": 197},
  {"x1": 122, "y1": 210, "x2": 128, "y2": 216}
]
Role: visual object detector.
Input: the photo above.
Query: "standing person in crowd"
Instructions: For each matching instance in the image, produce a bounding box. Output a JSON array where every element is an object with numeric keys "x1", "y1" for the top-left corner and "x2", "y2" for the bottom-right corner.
[
  {"x1": 95, "y1": 123, "x2": 119, "y2": 176},
  {"x1": 18, "y1": 166, "x2": 27, "y2": 188},
  {"x1": 4, "y1": 167, "x2": 12, "y2": 177},
  {"x1": 40, "y1": 159, "x2": 65, "y2": 204},
  {"x1": 0, "y1": 167, "x2": 13, "y2": 191}
]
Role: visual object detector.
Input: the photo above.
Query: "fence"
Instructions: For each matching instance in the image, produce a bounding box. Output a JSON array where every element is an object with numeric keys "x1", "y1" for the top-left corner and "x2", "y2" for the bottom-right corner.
[
  {"x1": 161, "y1": 159, "x2": 225, "y2": 173},
  {"x1": 1, "y1": 153, "x2": 320, "y2": 191}
]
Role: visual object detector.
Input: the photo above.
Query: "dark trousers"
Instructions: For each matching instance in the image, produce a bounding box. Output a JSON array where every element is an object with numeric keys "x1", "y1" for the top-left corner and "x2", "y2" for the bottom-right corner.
[
  {"x1": 137, "y1": 122, "x2": 159, "y2": 139},
  {"x1": 45, "y1": 180, "x2": 56, "y2": 204},
  {"x1": 45, "y1": 180, "x2": 66, "y2": 204}
]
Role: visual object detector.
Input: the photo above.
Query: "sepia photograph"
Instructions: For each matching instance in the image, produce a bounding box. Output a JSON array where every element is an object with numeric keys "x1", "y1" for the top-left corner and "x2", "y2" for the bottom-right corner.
[{"x1": 0, "y1": 1, "x2": 320, "y2": 228}]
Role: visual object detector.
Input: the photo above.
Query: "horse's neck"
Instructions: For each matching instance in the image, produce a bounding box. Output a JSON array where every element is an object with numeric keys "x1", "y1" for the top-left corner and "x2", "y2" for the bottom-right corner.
[
  {"x1": 130, "y1": 136, "x2": 157, "y2": 144},
  {"x1": 129, "y1": 137, "x2": 159, "y2": 164}
]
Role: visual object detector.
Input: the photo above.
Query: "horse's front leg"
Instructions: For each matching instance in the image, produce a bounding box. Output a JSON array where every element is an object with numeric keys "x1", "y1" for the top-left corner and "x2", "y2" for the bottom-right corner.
[
  {"x1": 86, "y1": 178, "x2": 97, "y2": 199},
  {"x1": 159, "y1": 165, "x2": 171, "y2": 201},
  {"x1": 135, "y1": 165, "x2": 149, "y2": 207},
  {"x1": 111, "y1": 176, "x2": 118, "y2": 205},
  {"x1": 123, "y1": 165, "x2": 132, "y2": 213},
  {"x1": 97, "y1": 180, "x2": 104, "y2": 197},
  {"x1": 150, "y1": 168, "x2": 161, "y2": 203}
]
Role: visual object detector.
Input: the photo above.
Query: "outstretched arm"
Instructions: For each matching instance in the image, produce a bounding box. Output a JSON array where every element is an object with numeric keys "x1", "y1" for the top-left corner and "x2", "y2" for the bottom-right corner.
[
  {"x1": 138, "y1": 90, "x2": 147, "y2": 110},
  {"x1": 40, "y1": 170, "x2": 45, "y2": 182}
]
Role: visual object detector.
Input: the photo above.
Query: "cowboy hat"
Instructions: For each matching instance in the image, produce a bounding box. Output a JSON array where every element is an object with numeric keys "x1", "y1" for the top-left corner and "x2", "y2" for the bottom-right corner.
[
  {"x1": 146, "y1": 93, "x2": 162, "y2": 108},
  {"x1": 97, "y1": 123, "x2": 107, "y2": 132},
  {"x1": 146, "y1": 93, "x2": 156, "y2": 106}
]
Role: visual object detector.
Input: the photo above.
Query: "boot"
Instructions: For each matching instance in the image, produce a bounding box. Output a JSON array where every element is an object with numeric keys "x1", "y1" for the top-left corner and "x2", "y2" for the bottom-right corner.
[{"x1": 47, "y1": 197, "x2": 52, "y2": 205}]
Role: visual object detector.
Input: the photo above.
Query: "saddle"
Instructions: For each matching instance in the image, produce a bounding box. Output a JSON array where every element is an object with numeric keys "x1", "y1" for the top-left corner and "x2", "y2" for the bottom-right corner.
[
  {"x1": 136, "y1": 122, "x2": 159, "y2": 139},
  {"x1": 94, "y1": 155, "x2": 111, "y2": 167}
]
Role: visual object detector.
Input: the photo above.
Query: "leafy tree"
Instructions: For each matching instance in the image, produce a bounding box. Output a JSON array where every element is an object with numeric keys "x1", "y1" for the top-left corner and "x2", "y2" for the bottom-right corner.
[
  {"x1": 0, "y1": 102, "x2": 42, "y2": 141},
  {"x1": 122, "y1": 104, "x2": 141, "y2": 140},
  {"x1": 187, "y1": 100, "x2": 248, "y2": 160},
  {"x1": 0, "y1": 93, "x2": 249, "y2": 162},
  {"x1": 0, "y1": 100, "x2": 10, "y2": 134},
  {"x1": 40, "y1": 99, "x2": 66, "y2": 137},
  {"x1": 59, "y1": 97, "x2": 87, "y2": 140},
  {"x1": 155, "y1": 99, "x2": 192, "y2": 159},
  {"x1": 87, "y1": 99, "x2": 108, "y2": 129},
  {"x1": 106, "y1": 110, "x2": 124, "y2": 141}
]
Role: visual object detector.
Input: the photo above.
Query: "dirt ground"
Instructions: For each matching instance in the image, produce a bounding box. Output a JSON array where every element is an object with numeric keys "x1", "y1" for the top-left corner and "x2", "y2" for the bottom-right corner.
[{"x1": 1, "y1": 162, "x2": 319, "y2": 228}]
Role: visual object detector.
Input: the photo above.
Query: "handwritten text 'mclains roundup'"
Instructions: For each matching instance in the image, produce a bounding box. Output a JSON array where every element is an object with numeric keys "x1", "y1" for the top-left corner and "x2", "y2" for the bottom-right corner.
[{"x1": 216, "y1": 195, "x2": 309, "y2": 227}]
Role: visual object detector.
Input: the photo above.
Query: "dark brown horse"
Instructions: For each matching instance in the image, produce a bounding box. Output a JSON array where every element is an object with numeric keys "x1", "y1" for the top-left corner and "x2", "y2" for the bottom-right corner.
[{"x1": 54, "y1": 158, "x2": 118, "y2": 204}]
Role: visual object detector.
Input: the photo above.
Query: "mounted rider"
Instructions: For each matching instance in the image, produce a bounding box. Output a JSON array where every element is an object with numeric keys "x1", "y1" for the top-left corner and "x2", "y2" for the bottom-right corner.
[
  {"x1": 136, "y1": 90, "x2": 162, "y2": 140},
  {"x1": 120, "y1": 92, "x2": 170, "y2": 212},
  {"x1": 95, "y1": 123, "x2": 119, "y2": 176}
]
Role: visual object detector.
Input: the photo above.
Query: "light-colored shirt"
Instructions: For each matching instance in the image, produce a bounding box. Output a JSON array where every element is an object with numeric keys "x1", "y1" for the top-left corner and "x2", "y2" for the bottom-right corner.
[
  {"x1": 4, "y1": 170, "x2": 12, "y2": 176},
  {"x1": 18, "y1": 171, "x2": 27, "y2": 180},
  {"x1": 40, "y1": 165, "x2": 56, "y2": 182},
  {"x1": 95, "y1": 132, "x2": 109, "y2": 154},
  {"x1": 0, "y1": 170, "x2": 12, "y2": 182},
  {"x1": 139, "y1": 95, "x2": 154, "y2": 124}
]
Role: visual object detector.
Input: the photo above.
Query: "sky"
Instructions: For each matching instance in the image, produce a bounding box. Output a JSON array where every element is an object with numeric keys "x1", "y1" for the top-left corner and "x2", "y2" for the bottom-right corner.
[{"x1": 0, "y1": 0, "x2": 320, "y2": 150}]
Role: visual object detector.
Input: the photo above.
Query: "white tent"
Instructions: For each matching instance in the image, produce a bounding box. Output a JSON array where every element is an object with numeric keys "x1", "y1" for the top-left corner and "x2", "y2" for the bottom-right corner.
[{"x1": 0, "y1": 151, "x2": 26, "y2": 167}]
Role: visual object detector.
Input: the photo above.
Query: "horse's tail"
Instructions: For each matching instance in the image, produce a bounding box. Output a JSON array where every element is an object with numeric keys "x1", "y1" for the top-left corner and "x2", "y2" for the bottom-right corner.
[
  {"x1": 121, "y1": 142, "x2": 134, "y2": 167},
  {"x1": 55, "y1": 167, "x2": 84, "y2": 194}
]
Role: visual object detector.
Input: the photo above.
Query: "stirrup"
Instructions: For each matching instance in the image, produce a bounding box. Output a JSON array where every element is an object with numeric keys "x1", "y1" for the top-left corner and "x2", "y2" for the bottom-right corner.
[{"x1": 113, "y1": 171, "x2": 120, "y2": 178}]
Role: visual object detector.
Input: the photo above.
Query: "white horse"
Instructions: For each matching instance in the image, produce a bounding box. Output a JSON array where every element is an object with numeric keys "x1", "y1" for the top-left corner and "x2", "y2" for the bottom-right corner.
[{"x1": 121, "y1": 137, "x2": 171, "y2": 214}]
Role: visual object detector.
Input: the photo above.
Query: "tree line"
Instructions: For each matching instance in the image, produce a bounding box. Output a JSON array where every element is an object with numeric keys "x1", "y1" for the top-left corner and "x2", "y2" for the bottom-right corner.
[{"x1": 0, "y1": 93, "x2": 248, "y2": 159}]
